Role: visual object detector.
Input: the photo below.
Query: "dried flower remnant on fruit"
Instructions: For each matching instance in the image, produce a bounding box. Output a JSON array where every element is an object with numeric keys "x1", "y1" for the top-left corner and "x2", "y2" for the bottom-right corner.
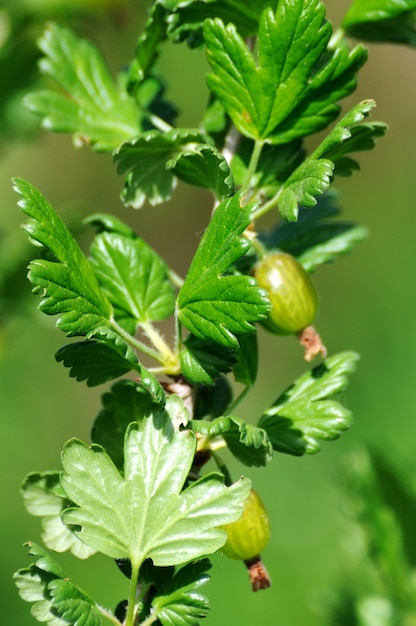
[{"x1": 221, "y1": 489, "x2": 271, "y2": 591}]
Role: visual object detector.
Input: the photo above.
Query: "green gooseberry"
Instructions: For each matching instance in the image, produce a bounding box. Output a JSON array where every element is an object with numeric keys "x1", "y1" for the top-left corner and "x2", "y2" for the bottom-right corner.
[{"x1": 254, "y1": 252, "x2": 318, "y2": 335}]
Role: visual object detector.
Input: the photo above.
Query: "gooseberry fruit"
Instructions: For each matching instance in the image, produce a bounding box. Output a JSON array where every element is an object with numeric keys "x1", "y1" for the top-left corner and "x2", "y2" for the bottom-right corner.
[
  {"x1": 254, "y1": 252, "x2": 326, "y2": 361},
  {"x1": 221, "y1": 489, "x2": 271, "y2": 591},
  {"x1": 254, "y1": 252, "x2": 318, "y2": 335}
]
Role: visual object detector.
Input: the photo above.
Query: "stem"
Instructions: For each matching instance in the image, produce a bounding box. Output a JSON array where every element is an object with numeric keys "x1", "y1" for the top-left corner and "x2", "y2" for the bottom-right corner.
[
  {"x1": 139, "y1": 613, "x2": 159, "y2": 626},
  {"x1": 222, "y1": 124, "x2": 241, "y2": 164},
  {"x1": 226, "y1": 385, "x2": 251, "y2": 415},
  {"x1": 97, "y1": 605, "x2": 122, "y2": 625},
  {"x1": 111, "y1": 319, "x2": 164, "y2": 363},
  {"x1": 169, "y1": 268, "x2": 184, "y2": 289},
  {"x1": 174, "y1": 312, "x2": 183, "y2": 358},
  {"x1": 211, "y1": 451, "x2": 233, "y2": 486},
  {"x1": 146, "y1": 112, "x2": 173, "y2": 133},
  {"x1": 140, "y1": 321, "x2": 179, "y2": 371},
  {"x1": 242, "y1": 139, "x2": 264, "y2": 194},
  {"x1": 252, "y1": 185, "x2": 283, "y2": 220},
  {"x1": 125, "y1": 561, "x2": 141, "y2": 626}
]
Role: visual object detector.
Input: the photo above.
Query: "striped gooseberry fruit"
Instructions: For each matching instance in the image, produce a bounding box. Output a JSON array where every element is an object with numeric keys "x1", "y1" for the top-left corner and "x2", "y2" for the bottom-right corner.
[
  {"x1": 254, "y1": 252, "x2": 326, "y2": 361},
  {"x1": 254, "y1": 252, "x2": 318, "y2": 335},
  {"x1": 221, "y1": 489, "x2": 271, "y2": 591}
]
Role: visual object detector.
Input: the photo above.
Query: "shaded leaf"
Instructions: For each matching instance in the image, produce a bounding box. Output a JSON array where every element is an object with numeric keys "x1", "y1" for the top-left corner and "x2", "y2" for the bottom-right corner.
[
  {"x1": 139, "y1": 363, "x2": 167, "y2": 406},
  {"x1": 91, "y1": 380, "x2": 155, "y2": 470},
  {"x1": 190, "y1": 416, "x2": 273, "y2": 467},
  {"x1": 259, "y1": 352, "x2": 359, "y2": 455},
  {"x1": 194, "y1": 376, "x2": 233, "y2": 420},
  {"x1": 178, "y1": 193, "x2": 270, "y2": 347},
  {"x1": 55, "y1": 340, "x2": 139, "y2": 387},
  {"x1": 21, "y1": 473, "x2": 95, "y2": 559},
  {"x1": 114, "y1": 128, "x2": 207, "y2": 208},
  {"x1": 343, "y1": 0, "x2": 416, "y2": 45},
  {"x1": 128, "y1": 2, "x2": 168, "y2": 85},
  {"x1": 233, "y1": 333, "x2": 258, "y2": 386},
  {"x1": 61, "y1": 396, "x2": 251, "y2": 567},
  {"x1": 261, "y1": 191, "x2": 368, "y2": 273},
  {"x1": 180, "y1": 335, "x2": 236, "y2": 386},
  {"x1": 231, "y1": 139, "x2": 304, "y2": 199},
  {"x1": 25, "y1": 23, "x2": 139, "y2": 151},
  {"x1": 167, "y1": 0, "x2": 278, "y2": 47},
  {"x1": 89, "y1": 231, "x2": 175, "y2": 325},
  {"x1": 15, "y1": 177, "x2": 112, "y2": 336},
  {"x1": 276, "y1": 100, "x2": 384, "y2": 221},
  {"x1": 168, "y1": 144, "x2": 234, "y2": 199},
  {"x1": 152, "y1": 560, "x2": 211, "y2": 626},
  {"x1": 14, "y1": 543, "x2": 100, "y2": 626}
]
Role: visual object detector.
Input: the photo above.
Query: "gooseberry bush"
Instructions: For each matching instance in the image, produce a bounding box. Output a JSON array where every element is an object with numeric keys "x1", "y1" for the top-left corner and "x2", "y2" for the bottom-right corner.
[{"x1": 13, "y1": 0, "x2": 416, "y2": 624}]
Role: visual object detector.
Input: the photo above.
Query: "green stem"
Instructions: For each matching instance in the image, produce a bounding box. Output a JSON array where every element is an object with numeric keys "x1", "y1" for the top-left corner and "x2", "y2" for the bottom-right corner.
[
  {"x1": 139, "y1": 613, "x2": 160, "y2": 626},
  {"x1": 242, "y1": 139, "x2": 264, "y2": 194},
  {"x1": 125, "y1": 561, "x2": 141, "y2": 626},
  {"x1": 174, "y1": 313, "x2": 183, "y2": 359},
  {"x1": 140, "y1": 321, "x2": 179, "y2": 371},
  {"x1": 111, "y1": 319, "x2": 164, "y2": 364},
  {"x1": 226, "y1": 385, "x2": 251, "y2": 415},
  {"x1": 146, "y1": 112, "x2": 173, "y2": 133},
  {"x1": 252, "y1": 185, "x2": 283, "y2": 220},
  {"x1": 169, "y1": 268, "x2": 184, "y2": 289},
  {"x1": 96, "y1": 605, "x2": 122, "y2": 625},
  {"x1": 211, "y1": 451, "x2": 233, "y2": 487}
]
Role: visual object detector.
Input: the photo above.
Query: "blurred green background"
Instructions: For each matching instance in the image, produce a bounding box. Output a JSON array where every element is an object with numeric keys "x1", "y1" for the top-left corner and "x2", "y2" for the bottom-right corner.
[{"x1": 1, "y1": 1, "x2": 416, "y2": 624}]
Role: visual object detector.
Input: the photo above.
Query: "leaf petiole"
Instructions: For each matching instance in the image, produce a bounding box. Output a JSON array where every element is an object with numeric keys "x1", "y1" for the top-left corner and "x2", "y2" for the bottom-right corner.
[
  {"x1": 140, "y1": 321, "x2": 180, "y2": 373},
  {"x1": 242, "y1": 139, "x2": 264, "y2": 195},
  {"x1": 145, "y1": 112, "x2": 173, "y2": 134},
  {"x1": 125, "y1": 560, "x2": 141, "y2": 626},
  {"x1": 211, "y1": 451, "x2": 233, "y2": 487},
  {"x1": 226, "y1": 385, "x2": 251, "y2": 415},
  {"x1": 110, "y1": 319, "x2": 164, "y2": 363},
  {"x1": 96, "y1": 604, "x2": 122, "y2": 625},
  {"x1": 252, "y1": 185, "x2": 283, "y2": 220}
]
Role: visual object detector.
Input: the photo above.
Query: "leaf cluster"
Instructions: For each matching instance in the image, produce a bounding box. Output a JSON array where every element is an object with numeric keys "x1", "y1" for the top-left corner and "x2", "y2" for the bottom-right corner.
[{"x1": 12, "y1": 0, "x2": 412, "y2": 623}]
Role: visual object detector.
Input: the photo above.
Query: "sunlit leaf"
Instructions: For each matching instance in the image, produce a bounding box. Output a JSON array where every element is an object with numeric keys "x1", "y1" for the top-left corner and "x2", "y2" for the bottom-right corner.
[
  {"x1": 61, "y1": 396, "x2": 251, "y2": 567},
  {"x1": 259, "y1": 352, "x2": 359, "y2": 455}
]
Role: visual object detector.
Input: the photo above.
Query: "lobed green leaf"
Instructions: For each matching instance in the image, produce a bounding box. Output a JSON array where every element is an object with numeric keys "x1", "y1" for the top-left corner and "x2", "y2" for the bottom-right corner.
[
  {"x1": 14, "y1": 543, "x2": 100, "y2": 626},
  {"x1": 114, "y1": 128, "x2": 207, "y2": 208},
  {"x1": 15, "y1": 178, "x2": 112, "y2": 337},
  {"x1": 55, "y1": 339, "x2": 140, "y2": 387},
  {"x1": 168, "y1": 144, "x2": 234, "y2": 199},
  {"x1": 273, "y1": 100, "x2": 385, "y2": 221},
  {"x1": 91, "y1": 380, "x2": 155, "y2": 469},
  {"x1": 167, "y1": 0, "x2": 278, "y2": 47},
  {"x1": 178, "y1": 193, "x2": 270, "y2": 347},
  {"x1": 151, "y1": 560, "x2": 211, "y2": 626},
  {"x1": 259, "y1": 352, "x2": 359, "y2": 455},
  {"x1": 89, "y1": 231, "x2": 175, "y2": 326},
  {"x1": 22, "y1": 472, "x2": 95, "y2": 559},
  {"x1": 180, "y1": 335, "x2": 236, "y2": 386},
  {"x1": 343, "y1": 0, "x2": 416, "y2": 45},
  {"x1": 61, "y1": 396, "x2": 251, "y2": 567},
  {"x1": 205, "y1": 0, "x2": 367, "y2": 145},
  {"x1": 262, "y1": 191, "x2": 369, "y2": 273},
  {"x1": 190, "y1": 416, "x2": 273, "y2": 467},
  {"x1": 25, "y1": 23, "x2": 140, "y2": 151}
]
